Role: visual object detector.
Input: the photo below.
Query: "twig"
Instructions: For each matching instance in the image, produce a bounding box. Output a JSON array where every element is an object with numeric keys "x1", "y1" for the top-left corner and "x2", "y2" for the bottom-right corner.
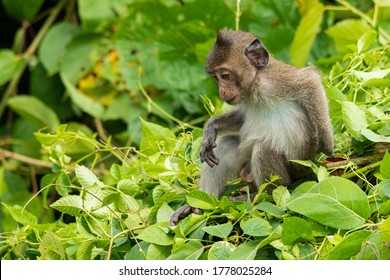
[{"x1": 0, "y1": 148, "x2": 53, "y2": 169}]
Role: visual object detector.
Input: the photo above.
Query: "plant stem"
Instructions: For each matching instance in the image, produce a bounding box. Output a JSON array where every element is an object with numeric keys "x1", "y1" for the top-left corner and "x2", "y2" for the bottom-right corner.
[
  {"x1": 341, "y1": 160, "x2": 382, "y2": 179},
  {"x1": 0, "y1": 0, "x2": 67, "y2": 119},
  {"x1": 235, "y1": 0, "x2": 241, "y2": 30}
]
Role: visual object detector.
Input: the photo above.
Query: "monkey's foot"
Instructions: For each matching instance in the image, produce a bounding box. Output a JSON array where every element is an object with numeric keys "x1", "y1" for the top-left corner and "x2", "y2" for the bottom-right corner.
[{"x1": 169, "y1": 205, "x2": 203, "y2": 226}]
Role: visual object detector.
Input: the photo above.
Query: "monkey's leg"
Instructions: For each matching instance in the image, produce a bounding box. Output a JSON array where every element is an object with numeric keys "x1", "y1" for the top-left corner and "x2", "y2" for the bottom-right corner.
[
  {"x1": 251, "y1": 141, "x2": 291, "y2": 194},
  {"x1": 170, "y1": 135, "x2": 241, "y2": 226},
  {"x1": 199, "y1": 135, "x2": 241, "y2": 197}
]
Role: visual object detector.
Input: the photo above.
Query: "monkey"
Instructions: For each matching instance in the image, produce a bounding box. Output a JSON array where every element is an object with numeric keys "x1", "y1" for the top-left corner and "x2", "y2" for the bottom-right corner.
[{"x1": 169, "y1": 29, "x2": 334, "y2": 226}]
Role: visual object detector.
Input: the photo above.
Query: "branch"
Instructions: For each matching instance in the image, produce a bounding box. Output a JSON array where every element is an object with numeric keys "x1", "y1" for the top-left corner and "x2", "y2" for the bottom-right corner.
[{"x1": 0, "y1": 148, "x2": 53, "y2": 169}]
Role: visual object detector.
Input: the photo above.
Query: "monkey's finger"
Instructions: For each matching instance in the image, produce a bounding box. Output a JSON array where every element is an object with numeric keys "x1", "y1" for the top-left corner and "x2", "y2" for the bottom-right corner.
[{"x1": 205, "y1": 154, "x2": 219, "y2": 167}]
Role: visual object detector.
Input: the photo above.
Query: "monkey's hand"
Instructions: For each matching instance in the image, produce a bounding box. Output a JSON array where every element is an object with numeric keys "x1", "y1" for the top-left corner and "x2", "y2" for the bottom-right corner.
[
  {"x1": 169, "y1": 205, "x2": 203, "y2": 226},
  {"x1": 200, "y1": 133, "x2": 219, "y2": 167}
]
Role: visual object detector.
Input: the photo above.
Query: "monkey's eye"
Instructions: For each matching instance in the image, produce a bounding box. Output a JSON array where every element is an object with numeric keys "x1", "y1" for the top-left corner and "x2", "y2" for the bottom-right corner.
[{"x1": 220, "y1": 73, "x2": 230, "y2": 80}]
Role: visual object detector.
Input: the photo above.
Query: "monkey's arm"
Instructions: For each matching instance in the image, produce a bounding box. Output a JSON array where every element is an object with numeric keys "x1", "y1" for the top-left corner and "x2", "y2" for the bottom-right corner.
[
  {"x1": 201, "y1": 109, "x2": 245, "y2": 167},
  {"x1": 299, "y1": 86, "x2": 334, "y2": 156}
]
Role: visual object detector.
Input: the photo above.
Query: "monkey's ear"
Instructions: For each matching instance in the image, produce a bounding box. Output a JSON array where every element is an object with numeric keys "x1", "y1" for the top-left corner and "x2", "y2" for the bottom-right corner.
[{"x1": 245, "y1": 39, "x2": 269, "y2": 69}]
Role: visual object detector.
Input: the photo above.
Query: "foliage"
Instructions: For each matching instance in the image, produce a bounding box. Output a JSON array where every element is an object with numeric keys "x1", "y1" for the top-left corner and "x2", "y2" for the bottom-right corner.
[{"x1": 0, "y1": 0, "x2": 390, "y2": 260}]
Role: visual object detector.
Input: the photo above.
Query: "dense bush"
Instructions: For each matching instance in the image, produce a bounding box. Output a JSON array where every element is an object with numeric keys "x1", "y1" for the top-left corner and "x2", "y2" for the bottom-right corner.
[{"x1": 0, "y1": 0, "x2": 389, "y2": 260}]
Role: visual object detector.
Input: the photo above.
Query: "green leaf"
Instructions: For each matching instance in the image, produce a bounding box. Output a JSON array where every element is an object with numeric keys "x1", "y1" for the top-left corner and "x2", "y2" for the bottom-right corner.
[
  {"x1": 137, "y1": 225, "x2": 173, "y2": 246},
  {"x1": 7, "y1": 95, "x2": 60, "y2": 132},
  {"x1": 229, "y1": 226, "x2": 282, "y2": 260},
  {"x1": 282, "y1": 217, "x2": 313, "y2": 245},
  {"x1": 208, "y1": 241, "x2": 235, "y2": 260},
  {"x1": 50, "y1": 195, "x2": 84, "y2": 216},
  {"x1": 61, "y1": 73, "x2": 105, "y2": 118},
  {"x1": 327, "y1": 231, "x2": 371, "y2": 260},
  {"x1": 326, "y1": 19, "x2": 371, "y2": 54},
  {"x1": 146, "y1": 244, "x2": 171, "y2": 260},
  {"x1": 202, "y1": 223, "x2": 233, "y2": 239},
  {"x1": 380, "y1": 151, "x2": 390, "y2": 178},
  {"x1": 361, "y1": 128, "x2": 390, "y2": 143},
  {"x1": 379, "y1": 217, "x2": 390, "y2": 243},
  {"x1": 272, "y1": 186, "x2": 290, "y2": 211},
  {"x1": 39, "y1": 22, "x2": 80, "y2": 76},
  {"x1": 75, "y1": 165, "x2": 104, "y2": 188},
  {"x1": 186, "y1": 190, "x2": 218, "y2": 210},
  {"x1": 2, "y1": 0, "x2": 44, "y2": 21},
  {"x1": 78, "y1": 0, "x2": 115, "y2": 31},
  {"x1": 140, "y1": 119, "x2": 176, "y2": 156},
  {"x1": 167, "y1": 240, "x2": 204, "y2": 260},
  {"x1": 38, "y1": 231, "x2": 66, "y2": 260},
  {"x1": 76, "y1": 240, "x2": 95, "y2": 260},
  {"x1": 0, "y1": 50, "x2": 26, "y2": 86},
  {"x1": 242, "y1": 218, "x2": 273, "y2": 237},
  {"x1": 287, "y1": 177, "x2": 370, "y2": 229},
  {"x1": 357, "y1": 30, "x2": 377, "y2": 54},
  {"x1": 256, "y1": 202, "x2": 285, "y2": 218},
  {"x1": 353, "y1": 69, "x2": 390, "y2": 81},
  {"x1": 290, "y1": 3, "x2": 323, "y2": 66},
  {"x1": 228, "y1": 240, "x2": 259, "y2": 260},
  {"x1": 2, "y1": 203, "x2": 37, "y2": 225},
  {"x1": 340, "y1": 101, "x2": 368, "y2": 141}
]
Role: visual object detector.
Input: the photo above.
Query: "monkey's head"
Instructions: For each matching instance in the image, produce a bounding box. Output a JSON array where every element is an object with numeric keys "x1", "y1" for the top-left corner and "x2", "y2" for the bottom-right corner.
[{"x1": 206, "y1": 29, "x2": 269, "y2": 105}]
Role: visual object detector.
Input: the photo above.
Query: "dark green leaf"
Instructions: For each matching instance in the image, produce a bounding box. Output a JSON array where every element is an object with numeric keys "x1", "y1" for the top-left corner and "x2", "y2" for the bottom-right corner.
[
  {"x1": 203, "y1": 223, "x2": 233, "y2": 239},
  {"x1": 242, "y1": 218, "x2": 272, "y2": 237},
  {"x1": 282, "y1": 217, "x2": 313, "y2": 245},
  {"x1": 327, "y1": 231, "x2": 371, "y2": 260},
  {"x1": 167, "y1": 240, "x2": 204, "y2": 260},
  {"x1": 287, "y1": 177, "x2": 370, "y2": 229}
]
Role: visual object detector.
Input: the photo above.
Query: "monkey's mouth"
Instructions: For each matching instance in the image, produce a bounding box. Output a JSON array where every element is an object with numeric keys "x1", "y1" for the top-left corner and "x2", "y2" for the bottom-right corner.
[{"x1": 226, "y1": 97, "x2": 239, "y2": 105}]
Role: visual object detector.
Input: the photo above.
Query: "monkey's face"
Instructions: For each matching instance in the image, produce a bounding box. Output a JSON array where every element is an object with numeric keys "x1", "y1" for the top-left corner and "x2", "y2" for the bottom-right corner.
[
  {"x1": 210, "y1": 68, "x2": 242, "y2": 105},
  {"x1": 209, "y1": 64, "x2": 257, "y2": 105}
]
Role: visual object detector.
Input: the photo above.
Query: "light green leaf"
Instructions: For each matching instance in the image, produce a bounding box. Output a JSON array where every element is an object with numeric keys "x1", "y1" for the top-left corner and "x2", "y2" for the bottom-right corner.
[
  {"x1": 140, "y1": 119, "x2": 176, "y2": 156},
  {"x1": 2, "y1": 203, "x2": 37, "y2": 225},
  {"x1": 61, "y1": 73, "x2": 105, "y2": 118},
  {"x1": 38, "y1": 231, "x2": 66, "y2": 260},
  {"x1": 8, "y1": 95, "x2": 60, "y2": 132},
  {"x1": 380, "y1": 217, "x2": 390, "y2": 243},
  {"x1": 282, "y1": 217, "x2": 313, "y2": 245},
  {"x1": 39, "y1": 22, "x2": 79, "y2": 75},
  {"x1": 137, "y1": 225, "x2": 173, "y2": 246},
  {"x1": 208, "y1": 241, "x2": 235, "y2": 260},
  {"x1": 361, "y1": 128, "x2": 390, "y2": 143},
  {"x1": 50, "y1": 195, "x2": 84, "y2": 216},
  {"x1": 167, "y1": 240, "x2": 204, "y2": 260},
  {"x1": 272, "y1": 186, "x2": 290, "y2": 211},
  {"x1": 340, "y1": 101, "x2": 368, "y2": 141},
  {"x1": 357, "y1": 30, "x2": 377, "y2": 53},
  {"x1": 287, "y1": 177, "x2": 370, "y2": 229},
  {"x1": 75, "y1": 165, "x2": 104, "y2": 188},
  {"x1": 290, "y1": 3, "x2": 323, "y2": 66},
  {"x1": 353, "y1": 69, "x2": 390, "y2": 81},
  {"x1": 326, "y1": 19, "x2": 371, "y2": 54},
  {"x1": 327, "y1": 231, "x2": 371, "y2": 260},
  {"x1": 0, "y1": 50, "x2": 26, "y2": 86},
  {"x1": 203, "y1": 223, "x2": 233, "y2": 238},
  {"x1": 381, "y1": 151, "x2": 390, "y2": 179},
  {"x1": 228, "y1": 240, "x2": 258, "y2": 260},
  {"x1": 76, "y1": 240, "x2": 95, "y2": 260},
  {"x1": 242, "y1": 218, "x2": 272, "y2": 237},
  {"x1": 78, "y1": 0, "x2": 115, "y2": 31},
  {"x1": 186, "y1": 190, "x2": 218, "y2": 210},
  {"x1": 256, "y1": 202, "x2": 285, "y2": 218}
]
